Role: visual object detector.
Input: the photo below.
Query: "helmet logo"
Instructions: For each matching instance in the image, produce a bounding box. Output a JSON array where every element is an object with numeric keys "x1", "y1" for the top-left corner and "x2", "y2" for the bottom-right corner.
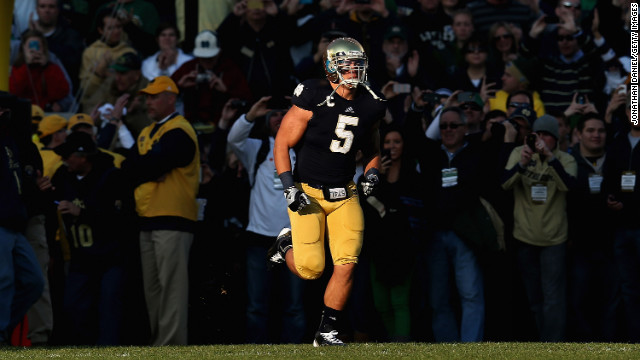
[{"x1": 325, "y1": 60, "x2": 336, "y2": 73}]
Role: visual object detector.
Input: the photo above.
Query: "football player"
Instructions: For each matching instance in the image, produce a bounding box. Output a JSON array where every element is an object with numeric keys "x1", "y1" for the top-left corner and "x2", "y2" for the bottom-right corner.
[{"x1": 269, "y1": 37, "x2": 386, "y2": 346}]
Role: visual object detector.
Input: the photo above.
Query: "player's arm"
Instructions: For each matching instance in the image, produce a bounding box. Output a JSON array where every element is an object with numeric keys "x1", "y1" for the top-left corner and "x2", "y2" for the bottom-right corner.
[
  {"x1": 274, "y1": 104, "x2": 313, "y2": 212},
  {"x1": 361, "y1": 119, "x2": 382, "y2": 196},
  {"x1": 363, "y1": 119, "x2": 381, "y2": 174},
  {"x1": 274, "y1": 105, "x2": 312, "y2": 175}
]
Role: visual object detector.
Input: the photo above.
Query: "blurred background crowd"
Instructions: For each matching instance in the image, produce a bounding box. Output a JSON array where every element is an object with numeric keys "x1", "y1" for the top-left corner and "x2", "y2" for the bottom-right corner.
[{"x1": 1, "y1": 0, "x2": 637, "y2": 347}]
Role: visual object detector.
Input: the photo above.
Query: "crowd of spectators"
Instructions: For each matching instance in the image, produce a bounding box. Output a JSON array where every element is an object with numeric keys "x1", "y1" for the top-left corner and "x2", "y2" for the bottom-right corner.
[{"x1": 2, "y1": 0, "x2": 637, "y2": 346}]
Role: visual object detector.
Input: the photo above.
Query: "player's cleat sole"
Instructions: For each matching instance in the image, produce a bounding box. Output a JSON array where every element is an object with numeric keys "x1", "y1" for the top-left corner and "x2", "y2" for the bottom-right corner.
[
  {"x1": 267, "y1": 228, "x2": 292, "y2": 268},
  {"x1": 313, "y1": 330, "x2": 345, "y2": 347}
]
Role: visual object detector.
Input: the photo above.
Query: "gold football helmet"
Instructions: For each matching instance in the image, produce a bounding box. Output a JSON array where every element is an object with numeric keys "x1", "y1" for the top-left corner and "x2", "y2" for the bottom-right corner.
[{"x1": 323, "y1": 37, "x2": 368, "y2": 88}]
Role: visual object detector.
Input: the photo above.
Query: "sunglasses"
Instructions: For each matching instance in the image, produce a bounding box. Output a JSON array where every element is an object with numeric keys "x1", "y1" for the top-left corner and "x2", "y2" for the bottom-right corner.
[
  {"x1": 508, "y1": 102, "x2": 530, "y2": 108},
  {"x1": 560, "y1": 1, "x2": 581, "y2": 9},
  {"x1": 493, "y1": 34, "x2": 513, "y2": 41},
  {"x1": 557, "y1": 35, "x2": 576, "y2": 42},
  {"x1": 460, "y1": 103, "x2": 482, "y2": 111},
  {"x1": 440, "y1": 122, "x2": 464, "y2": 130}
]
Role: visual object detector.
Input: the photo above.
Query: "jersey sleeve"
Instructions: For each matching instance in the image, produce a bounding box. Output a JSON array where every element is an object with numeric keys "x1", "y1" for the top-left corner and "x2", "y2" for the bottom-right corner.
[{"x1": 291, "y1": 79, "x2": 320, "y2": 111}]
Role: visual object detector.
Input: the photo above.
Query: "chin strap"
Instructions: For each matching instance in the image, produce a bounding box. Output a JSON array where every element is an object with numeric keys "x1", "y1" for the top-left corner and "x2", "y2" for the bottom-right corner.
[
  {"x1": 361, "y1": 83, "x2": 385, "y2": 102},
  {"x1": 317, "y1": 81, "x2": 343, "y2": 107},
  {"x1": 316, "y1": 80, "x2": 386, "y2": 107}
]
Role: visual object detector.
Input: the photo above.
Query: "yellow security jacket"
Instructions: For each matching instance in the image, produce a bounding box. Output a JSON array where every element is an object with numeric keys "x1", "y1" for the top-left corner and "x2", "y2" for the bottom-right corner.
[
  {"x1": 134, "y1": 115, "x2": 200, "y2": 221},
  {"x1": 39, "y1": 148, "x2": 62, "y2": 178}
]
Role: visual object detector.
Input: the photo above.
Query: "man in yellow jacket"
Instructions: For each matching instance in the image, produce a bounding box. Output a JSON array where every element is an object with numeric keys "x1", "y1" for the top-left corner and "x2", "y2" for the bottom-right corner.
[{"x1": 122, "y1": 75, "x2": 199, "y2": 346}]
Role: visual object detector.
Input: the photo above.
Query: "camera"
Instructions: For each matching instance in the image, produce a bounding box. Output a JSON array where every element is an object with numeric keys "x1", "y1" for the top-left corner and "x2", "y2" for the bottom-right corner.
[
  {"x1": 526, "y1": 133, "x2": 537, "y2": 150},
  {"x1": 196, "y1": 72, "x2": 213, "y2": 84},
  {"x1": 490, "y1": 121, "x2": 506, "y2": 139},
  {"x1": 28, "y1": 40, "x2": 41, "y2": 51},
  {"x1": 507, "y1": 118, "x2": 520, "y2": 133}
]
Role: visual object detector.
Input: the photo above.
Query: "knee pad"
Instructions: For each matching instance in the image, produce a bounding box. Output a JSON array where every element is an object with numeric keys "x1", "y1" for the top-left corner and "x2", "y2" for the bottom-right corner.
[{"x1": 296, "y1": 254, "x2": 325, "y2": 280}]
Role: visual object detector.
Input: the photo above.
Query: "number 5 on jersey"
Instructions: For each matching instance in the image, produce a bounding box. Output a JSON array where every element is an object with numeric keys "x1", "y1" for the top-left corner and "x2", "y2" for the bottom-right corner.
[{"x1": 330, "y1": 114, "x2": 359, "y2": 154}]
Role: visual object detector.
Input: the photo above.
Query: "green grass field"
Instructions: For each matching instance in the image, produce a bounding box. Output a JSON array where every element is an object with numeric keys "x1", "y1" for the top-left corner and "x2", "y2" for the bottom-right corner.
[{"x1": 1, "y1": 343, "x2": 639, "y2": 360}]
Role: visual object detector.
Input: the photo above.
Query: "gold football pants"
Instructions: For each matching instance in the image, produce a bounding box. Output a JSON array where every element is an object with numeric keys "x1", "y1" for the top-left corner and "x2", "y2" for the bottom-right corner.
[{"x1": 288, "y1": 182, "x2": 364, "y2": 280}]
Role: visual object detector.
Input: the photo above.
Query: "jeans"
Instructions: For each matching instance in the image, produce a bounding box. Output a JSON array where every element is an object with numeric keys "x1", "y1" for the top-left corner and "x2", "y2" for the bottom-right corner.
[
  {"x1": 516, "y1": 241, "x2": 566, "y2": 342},
  {"x1": 428, "y1": 230, "x2": 484, "y2": 342},
  {"x1": 245, "y1": 233, "x2": 305, "y2": 344},
  {"x1": 567, "y1": 247, "x2": 620, "y2": 341},
  {"x1": 25, "y1": 215, "x2": 53, "y2": 344},
  {"x1": 613, "y1": 228, "x2": 640, "y2": 342},
  {"x1": 0, "y1": 226, "x2": 45, "y2": 343},
  {"x1": 63, "y1": 265, "x2": 125, "y2": 345}
]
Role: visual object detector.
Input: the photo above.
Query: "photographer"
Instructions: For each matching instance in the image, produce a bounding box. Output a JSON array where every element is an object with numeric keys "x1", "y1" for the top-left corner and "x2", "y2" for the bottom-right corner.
[
  {"x1": 602, "y1": 94, "x2": 640, "y2": 342},
  {"x1": 9, "y1": 30, "x2": 70, "y2": 112},
  {"x1": 425, "y1": 91, "x2": 487, "y2": 143},
  {"x1": 405, "y1": 106, "x2": 489, "y2": 342},
  {"x1": 226, "y1": 96, "x2": 305, "y2": 344},
  {"x1": 502, "y1": 115, "x2": 577, "y2": 341},
  {"x1": 172, "y1": 30, "x2": 251, "y2": 125}
]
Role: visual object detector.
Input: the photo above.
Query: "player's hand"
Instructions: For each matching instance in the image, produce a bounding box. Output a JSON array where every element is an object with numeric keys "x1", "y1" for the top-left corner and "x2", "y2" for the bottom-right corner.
[
  {"x1": 361, "y1": 168, "x2": 380, "y2": 196},
  {"x1": 284, "y1": 186, "x2": 311, "y2": 212}
]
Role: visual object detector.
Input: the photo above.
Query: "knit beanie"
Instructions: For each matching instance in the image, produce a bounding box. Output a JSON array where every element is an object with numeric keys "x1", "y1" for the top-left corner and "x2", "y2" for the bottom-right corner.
[{"x1": 532, "y1": 114, "x2": 559, "y2": 139}]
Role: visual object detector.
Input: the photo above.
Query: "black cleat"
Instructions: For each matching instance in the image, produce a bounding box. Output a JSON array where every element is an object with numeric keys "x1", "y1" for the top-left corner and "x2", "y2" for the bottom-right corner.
[
  {"x1": 313, "y1": 330, "x2": 345, "y2": 347},
  {"x1": 267, "y1": 228, "x2": 293, "y2": 267}
]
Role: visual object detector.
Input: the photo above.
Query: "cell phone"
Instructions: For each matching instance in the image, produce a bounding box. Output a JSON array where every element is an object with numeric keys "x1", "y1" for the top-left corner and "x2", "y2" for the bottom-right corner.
[
  {"x1": 381, "y1": 148, "x2": 391, "y2": 159},
  {"x1": 421, "y1": 92, "x2": 440, "y2": 104},
  {"x1": 299, "y1": 0, "x2": 313, "y2": 4},
  {"x1": 545, "y1": 15, "x2": 560, "y2": 24},
  {"x1": 393, "y1": 83, "x2": 411, "y2": 94},
  {"x1": 576, "y1": 94, "x2": 586, "y2": 104},
  {"x1": 230, "y1": 99, "x2": 247, "y2": 109},
  {"x1": 28, "y1": 40, "x2": 40, "y2": 51},
  {"x1": 617, "y1": 84, "x2": 627, "y2": 95},
  {"x1": 354, "y1": 0, "x2": 371, "y2": 3},
  {"x1": 526, "y1": 134, "x2": 537, "y2": 150},
  {"x1": 247, "y1": 0, "x2": 264, "y2": 10}
]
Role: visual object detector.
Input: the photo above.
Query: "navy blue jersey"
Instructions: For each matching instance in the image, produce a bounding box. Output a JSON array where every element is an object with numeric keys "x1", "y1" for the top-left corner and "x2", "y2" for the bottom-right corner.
[
  {"x1": 52, "y1": 153, "x2": 135, "y2": 270},
  {"x1": 291, "y1": 79, "x2": 386, "y2": 185}
]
